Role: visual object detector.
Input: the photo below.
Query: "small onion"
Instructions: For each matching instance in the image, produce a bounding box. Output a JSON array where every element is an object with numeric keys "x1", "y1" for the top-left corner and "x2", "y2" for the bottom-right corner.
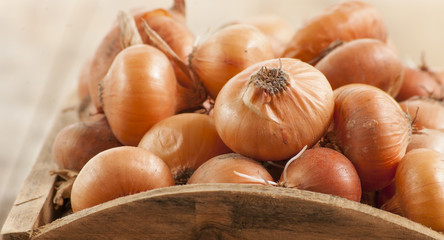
[
  {"x1": 52, "y1": 115, "x2": 122, "y2": 172},
  {"x1": 187, "y1": 153, "x2": 274, "y2": 185},
  {"x1": 190, "y1": 23, "x2": 274, "y2": 99},
  {"x1": 399, "y1": 97, "x2": 444, "y2": 130},
  {"x1": 315, "y1": 38, "x2": 404, "y2": 97},
  {"x1": 138, "y1": 113, "x2": 232, "y2": 184},
  {"x1": 381, "y1": 148, "x2": 444, "y2": 232},
  {"x1": 279, "y1": 147, "x2": 362, "y2": 202},
  {"x1": 213, "y1": 58, "x2": 334, "y2": 161},
  {"x1": 71, "y1": 146, "x2": 174, "y2": 212},
  {"x1": 396, "y1": 64, "x2": 444, "y2": 102},
  {"x1": 283, "y1": 0, "x2": 387, "y2": 63},
  {"x1": 329, "y1": 84, "x2": 411, "y2": 192},
  {"x1": 235, "y1": 14, "x2": 294, "y2": 57},
  {"x1": 407, "y1": 128, "x2": 444, "y2": 154},
  {"x1": 87, "y1": 1, "x2": 194, "y2": 111},
  {"x1": 101, "y1": 44, "x2": 177, "y2": 146}
]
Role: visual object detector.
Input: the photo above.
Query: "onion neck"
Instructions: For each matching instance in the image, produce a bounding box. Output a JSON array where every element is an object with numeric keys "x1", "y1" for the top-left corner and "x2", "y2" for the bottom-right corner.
[{"x1": 174, "y1": 168, "x2": 195, "y2": 185}]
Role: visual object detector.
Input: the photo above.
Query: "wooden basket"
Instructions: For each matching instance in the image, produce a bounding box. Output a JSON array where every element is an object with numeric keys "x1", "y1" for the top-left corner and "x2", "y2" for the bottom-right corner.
[{"x1": 2, "y1": 96, "x2": 443, "y2": 240}]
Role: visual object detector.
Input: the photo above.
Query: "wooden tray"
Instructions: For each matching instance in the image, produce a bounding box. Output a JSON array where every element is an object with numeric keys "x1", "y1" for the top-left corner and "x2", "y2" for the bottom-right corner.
[{"x1": 1, "y1": 96, "x2": 443, "y2": 240}]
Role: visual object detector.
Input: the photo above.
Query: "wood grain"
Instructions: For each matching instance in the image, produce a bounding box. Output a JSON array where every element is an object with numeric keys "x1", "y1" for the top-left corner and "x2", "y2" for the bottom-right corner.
[{"x1": 31, "y1": 184, "x2": 443, "y2": 240}]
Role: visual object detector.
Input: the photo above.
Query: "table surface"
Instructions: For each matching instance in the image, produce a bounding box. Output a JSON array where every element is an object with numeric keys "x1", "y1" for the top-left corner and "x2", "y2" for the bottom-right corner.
[{"x1": 1, "y1": 0, "x2": 444, "y2": 229}]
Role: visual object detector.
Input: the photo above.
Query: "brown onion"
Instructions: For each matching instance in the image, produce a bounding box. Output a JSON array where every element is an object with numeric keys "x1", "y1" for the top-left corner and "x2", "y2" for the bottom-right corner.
[
  {"x1": 381, "y1": 148, "x2": 444, "y2": 232},
  {"x1": 329, "y1": 84, "x2": 411, "y2": 192},
  {"x1": 283, "y1": 1, "x2": 387, "y2": 63},
  {"x1": 315, "y1": 38, "x2": 404, "y2": 97},
  {"x1": 396, "y1": 63, "x2": 444, "y2": 101},
  {"x1": 138, "y1": 113, "x2": 232, "y2": 184},
  {"x1": 190, "y1": 23, "x2": 274, "y2": 99},
  {"x1": 407, "y1": 128, "x2": 444, "y2": 154},
  {"x1": 52, "y1": 115, "x2": 122, "y2": 172},
  {"x1": 87, "y1": 1, "x2": 194, "y2": 111},
  {"x1": 71, "y1": 146, "x2": 174, "y2": 212},
  {"x1": 187, "y1": 153, "x2": 274, "y2": 185},
  {"x1": 279, "y1": 147, "x2": 362, "y2": 202},
  {"x1": 236, "y1": 14, "x2": 294, "y2": 57},
  {"x1": 214, "y1": 58, "x2": 334, "y2": 161},
  {"x1": 399, "y1": 97, "x2": 444, "y2": 130}
]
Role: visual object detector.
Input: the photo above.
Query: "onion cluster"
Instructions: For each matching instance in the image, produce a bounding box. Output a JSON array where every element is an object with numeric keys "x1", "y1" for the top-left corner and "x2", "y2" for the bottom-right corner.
[{"x1": 48, "y1": 0, "x2": 444, "y2": 233}]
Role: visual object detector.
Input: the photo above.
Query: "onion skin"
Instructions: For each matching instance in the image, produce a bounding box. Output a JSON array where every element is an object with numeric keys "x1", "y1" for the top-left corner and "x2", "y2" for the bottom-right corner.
[
  {"x1": 396, "y1": 65, "x2": 444, "y2": 102},
  {"x1": 381, "y1": 148, "x2": 444, "y2": 232},
  {"x1": 138, "y1": 113, "x2": 232, "y2": 183},
  {"x1": 52, "y1": 115, "x2": 122, "y2": 172},
  {"x1": 187, "y1": 153, "x2": 274, "y2": 185},
  {"x1": 214, "y1": 58, "x2": 334, "y2": 161},
  {"x1": 190, "y1": 24, "x2": 274, "y2": 99},
  {"x1": 407, "y1": 128, "x2": 444, "y2": 154},
  {"x1": 283, "y1": 1, "x2": 387, "y2": 63},
  {"x1": 331, "y1": 84, "x2": 411, "y2": 192},
  {"x1": 87, "y1": 5, "x2": 194, "y2": 111},
  {"x1": 398, "y1": 97, "x2": 444, "y2": 130},
  {"x1": 315, "y1": 39, "x2": 404, "y2": 97},
  {"x1": 71, "y1": 146, "x2": 174, "y2": 212},
  {"x1": 280, "y1": 147, "x2": 361, "y2": 202},
  {"x1": 101, "y1": 45, "x2": 177, "y2": 146}
]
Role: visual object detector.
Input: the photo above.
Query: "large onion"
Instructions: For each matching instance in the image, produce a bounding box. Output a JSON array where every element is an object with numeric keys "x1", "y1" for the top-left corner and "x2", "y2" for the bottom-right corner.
[{"x1": 213, "y1": 58, "x2": 334, "y2": 161}]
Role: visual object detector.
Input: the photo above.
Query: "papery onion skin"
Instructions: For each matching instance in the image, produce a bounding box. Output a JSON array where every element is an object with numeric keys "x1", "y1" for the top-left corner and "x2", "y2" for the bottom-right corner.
[
  {"x1": 382, "y1": 148, "x2": 444, "y2": 232},
  {"x1": 187, "y1": 153, "x2": 274, "y2": 185},
  {"x1": 52, "y1": 115, "x2": 122, "y2": 172},
  {"x1": 214, "y1": 58, "x2": 334, "y2": 161},
  {"x1": 279, "y1": 147, "x2": 361, "y2": 202},
  {"x1": 332, "y1": 84, "x2": 411, "y2": 192},
  {"x1": 101, "y1": 45, "x2": 177, "y2": 146},
  {"x1": 190, "y1": 24, "x2": 274, "y2": 99},
  {"x1": 283, "y1": 0, "x2": 387, "y2": 63},
  {"x1": 315, "y1": 39, "x2": 403, "y2": 97},
  {"x1": 71, "y1": 146, "x2": 174, "y2": 212},
  {"x1": 398, "y1": 97, "x2": 444, "y2": 130},
  {"x1": 138, "y1": 113, "x2": 232, "y2": 183}
]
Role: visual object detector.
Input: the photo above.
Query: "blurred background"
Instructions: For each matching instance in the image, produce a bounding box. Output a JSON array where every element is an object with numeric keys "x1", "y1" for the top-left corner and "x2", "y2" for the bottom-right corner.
[{"x1": 1, "y1": 0, "x2": 444, "y2": 228}]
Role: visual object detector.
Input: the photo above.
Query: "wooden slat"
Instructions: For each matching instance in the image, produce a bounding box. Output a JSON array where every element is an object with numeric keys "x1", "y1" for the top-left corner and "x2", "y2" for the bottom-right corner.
[{"x1": 30, "y1": 184, "x2": 443, "y2": 240}]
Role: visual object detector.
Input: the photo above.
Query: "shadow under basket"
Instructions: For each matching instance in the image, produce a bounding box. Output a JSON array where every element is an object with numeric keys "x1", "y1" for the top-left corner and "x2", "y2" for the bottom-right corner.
[{"x1": 1, "y1": 95, "x2": 443, "y2": 240}]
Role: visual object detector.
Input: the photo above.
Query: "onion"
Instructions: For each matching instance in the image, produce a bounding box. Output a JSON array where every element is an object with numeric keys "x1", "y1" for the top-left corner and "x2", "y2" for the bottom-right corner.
[
  {"x1": 138, "y1": 113, "x2": 232, "y2": 184},
  {"x1": 398, "y1": 97, "x2": 444, "y2": 130},
  {"x1": 52, "y1": 114, "x2": 122, "y2": 172},
  {"x1": 235, "y1": 14, "x2": 294, "y2": 57},
  {"x1": 381, "y1": 148, "x2": 444, "y2": 232},
  {"x1": 315, "y1": 38, "x2": 404, "y2": 97},
  {"x1": 187, "y1": 153, "x2": 274, "y2": 185},
  {"x1": 71, "y1": 146, "x2": 174, "y2": 212},
  {"x1": 283, "y1": 0, "x2": 387, "y2": 63},
  {"x1": 407, "y1": 128, "x2": 444, "y2": 154},
  {"x1": 213, "y1": 58, "x2": 334, "y2": 161},
  {"x1": 87, "y1": 1, "x2": 194, "y2": 111},
  {"x1": 328, "y1": 84, "x2": 411, "y2": 192},
  {"x1": 396, "y1": 63, "x2": 444, "y2": 102},
  {"x1": 279, "y1": 147, "x2": 362, "y2": 202},
  {"x1": 190, "y1": 23, "x2": 274, "y2": 99}
]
